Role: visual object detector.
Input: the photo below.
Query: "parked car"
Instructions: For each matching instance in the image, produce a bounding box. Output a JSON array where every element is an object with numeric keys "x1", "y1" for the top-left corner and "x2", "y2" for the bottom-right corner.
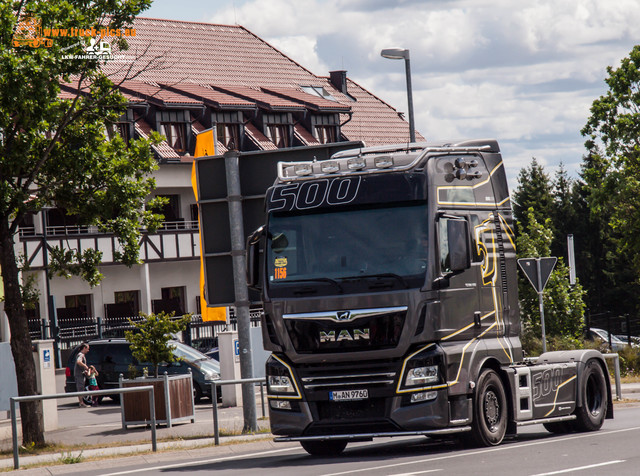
[
  {"x1": 204, "y1": 347, "x2": 219, "y2": 361},
  {"x1": 65, "y1": 338, "x2": 220, "y2": 402},
  {"x1": 586, "y1": 327, "x2": 628, "y2": 352},
  {"x1": 614, "y1": 334, "x2": 640, "y2": 348}
]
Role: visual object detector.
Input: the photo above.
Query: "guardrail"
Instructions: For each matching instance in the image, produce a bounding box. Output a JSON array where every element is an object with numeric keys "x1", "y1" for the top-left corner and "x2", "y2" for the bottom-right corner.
[
  {"x1": 210, "y1": 377, "x2": 267, "y2": 446},
  {"x1": 603, "y1": 353, "x2": 622, "y2": 400},
  {"x1": 9, "y1": 386, "x2": 156, "y2": 470}
]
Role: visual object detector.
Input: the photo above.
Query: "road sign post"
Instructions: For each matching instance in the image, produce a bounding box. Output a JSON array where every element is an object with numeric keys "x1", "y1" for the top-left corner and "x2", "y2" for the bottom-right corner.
[{"x1": 518, "y1": 257, "x2": 557, "y2": 353}]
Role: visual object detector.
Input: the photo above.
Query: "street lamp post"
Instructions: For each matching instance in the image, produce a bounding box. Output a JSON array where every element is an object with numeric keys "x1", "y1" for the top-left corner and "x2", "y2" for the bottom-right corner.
[{"x1": 381, "y1": 47, "x2": 416, "y2": 143}]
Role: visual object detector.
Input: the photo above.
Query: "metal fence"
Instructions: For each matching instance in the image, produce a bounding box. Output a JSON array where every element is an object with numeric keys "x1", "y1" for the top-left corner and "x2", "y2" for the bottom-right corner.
[
  {"x1": 28, "y1": 310, "x2": 263, "y2": 362},
  {"x1": 586, "y1": 311, "x2": 640, "y2": 345}
]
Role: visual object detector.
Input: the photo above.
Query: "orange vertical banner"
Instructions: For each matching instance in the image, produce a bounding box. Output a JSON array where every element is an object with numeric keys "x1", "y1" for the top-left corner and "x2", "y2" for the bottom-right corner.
[{"x1": 193, "y1": 130, "x2": 226, "y2": 322}]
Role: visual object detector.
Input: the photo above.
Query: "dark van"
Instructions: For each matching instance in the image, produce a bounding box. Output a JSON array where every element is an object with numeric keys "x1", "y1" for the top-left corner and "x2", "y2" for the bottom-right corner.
[{"x1": 65, "y1": 338, "x2": 220, "y2": 402}]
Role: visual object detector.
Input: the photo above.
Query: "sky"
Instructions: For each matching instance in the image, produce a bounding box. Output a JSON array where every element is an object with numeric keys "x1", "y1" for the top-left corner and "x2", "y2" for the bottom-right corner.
[{"x1": 143, "y1": 0, "x2": 640, "y2": 189}]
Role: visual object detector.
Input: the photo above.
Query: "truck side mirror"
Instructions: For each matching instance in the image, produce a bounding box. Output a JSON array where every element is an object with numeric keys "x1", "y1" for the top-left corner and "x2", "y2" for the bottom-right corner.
[
  {"x1": 246, "y1": 226, "x2": 264, "y2": 290},
  {"x1": 447, "y1": 219, "x2": 471, "y2": 272}
]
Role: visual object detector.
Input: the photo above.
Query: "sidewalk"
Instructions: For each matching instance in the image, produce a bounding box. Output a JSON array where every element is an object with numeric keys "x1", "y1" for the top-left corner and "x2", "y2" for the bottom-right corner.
[{"x1": 0, "y1": 397, "x2": 271, "y2": 469}]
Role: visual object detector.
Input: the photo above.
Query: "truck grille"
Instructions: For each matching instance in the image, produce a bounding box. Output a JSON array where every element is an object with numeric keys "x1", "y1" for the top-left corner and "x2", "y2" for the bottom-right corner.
[
  {"x1": 283, "y1": 306, "x2": 406, "y2": 353},
  {"x1": 302, "y1": 372, "x2": 396, "y2": 390}
]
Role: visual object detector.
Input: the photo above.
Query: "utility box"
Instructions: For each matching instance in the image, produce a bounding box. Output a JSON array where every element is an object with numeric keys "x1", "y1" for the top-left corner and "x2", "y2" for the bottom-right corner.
[
  {"x1": 32, "y1": 340, "x2": 58, "y2": 431},
  {"x1": 218, "y1": 331, "x2": 241, "y2": 406}
]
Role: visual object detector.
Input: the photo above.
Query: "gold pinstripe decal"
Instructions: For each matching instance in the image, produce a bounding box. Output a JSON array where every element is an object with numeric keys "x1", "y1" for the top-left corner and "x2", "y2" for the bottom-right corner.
[{"x1": 543, "y1": 375, "x2": 577, "y2": 417}]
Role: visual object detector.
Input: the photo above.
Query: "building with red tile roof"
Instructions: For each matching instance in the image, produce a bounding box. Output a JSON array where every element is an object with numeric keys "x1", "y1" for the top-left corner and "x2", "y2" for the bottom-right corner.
[{"x1": 92, "y1": 17, "x2": 423, "y2": 158}]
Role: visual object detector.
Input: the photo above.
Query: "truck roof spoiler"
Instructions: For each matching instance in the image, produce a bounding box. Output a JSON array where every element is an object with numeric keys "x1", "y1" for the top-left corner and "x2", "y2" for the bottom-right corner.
[{"x1": 276, "y1": 139, "x2": 499, "y2": 182}]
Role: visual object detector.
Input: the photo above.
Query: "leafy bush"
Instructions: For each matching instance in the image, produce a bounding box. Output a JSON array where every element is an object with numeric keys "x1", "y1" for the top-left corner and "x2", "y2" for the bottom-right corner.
[{"x1": 124, "y1": 311, "x2": 190, "y2": 378}]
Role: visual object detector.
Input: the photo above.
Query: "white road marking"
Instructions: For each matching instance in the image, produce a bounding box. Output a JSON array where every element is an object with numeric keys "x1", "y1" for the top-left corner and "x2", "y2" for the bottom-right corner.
[
  {"x1": 529, "y1": 460, "x2": 625, "y2": 476},
  {"x1": 320, "y1": 426, "x2": 640, "y2": 476},
  {"x1": 100, "y1": 447, "x2": 299, "y2": 475},
  {"x1": 388, "y1": 470, "x2": 442, "y2": 475}
]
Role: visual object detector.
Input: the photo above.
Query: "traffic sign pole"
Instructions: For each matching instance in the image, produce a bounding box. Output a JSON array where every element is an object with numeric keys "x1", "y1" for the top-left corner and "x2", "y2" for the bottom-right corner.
[
  {"x1": 518, "y1": 257, "x2": 557, "y2": 354},
  {"x1": 536, "y1": 260, "x2": 547, "y2": 353}
]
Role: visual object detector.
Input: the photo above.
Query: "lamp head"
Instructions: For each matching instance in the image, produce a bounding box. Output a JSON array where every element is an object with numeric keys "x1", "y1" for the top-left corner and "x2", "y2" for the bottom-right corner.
[{"x1": 381, "y1": 47, "x2": 409, "y2": 60}]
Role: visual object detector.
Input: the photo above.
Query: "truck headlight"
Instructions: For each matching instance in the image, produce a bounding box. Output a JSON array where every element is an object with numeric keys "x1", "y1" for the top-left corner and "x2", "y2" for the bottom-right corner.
[
  {"x1": 268, "y1": 375, "x2": 294, "y2": 393},
  {"x1": 397, "y1": 344, "x2": 444, "y2": 393},
  {"x1": 265, "y1": 354, "x2": 301, "y2": 398},
  {"x1": 405, "y1": 365, "x2": 439, "y2": 386}
]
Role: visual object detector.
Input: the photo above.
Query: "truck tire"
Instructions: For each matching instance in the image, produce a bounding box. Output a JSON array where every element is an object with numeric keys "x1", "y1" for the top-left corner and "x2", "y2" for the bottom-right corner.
[
  {"x1": 300, "y1": 440, "x2": 348, "y2": 456},
  {"x1": 573, "y1": 359, "x2": 608, "y2": 432},
  {"x1": 468, "y1": 369, "x2": 507, "y2": 446}
]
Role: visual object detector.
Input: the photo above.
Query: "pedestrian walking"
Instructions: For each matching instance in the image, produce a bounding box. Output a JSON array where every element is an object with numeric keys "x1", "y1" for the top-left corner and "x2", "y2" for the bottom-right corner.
[
  {"x1": 87, "y1": 365, "x2": 100, "y2": 405},
  {"x1": 75, "y1": 343, "x2": 91, "y2": 407}
]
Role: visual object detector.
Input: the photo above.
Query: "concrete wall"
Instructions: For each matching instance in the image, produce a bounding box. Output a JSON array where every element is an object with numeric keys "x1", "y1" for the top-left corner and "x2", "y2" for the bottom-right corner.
[{"x1": 0, "y1": 342, "x2": 19, "y2": 412}]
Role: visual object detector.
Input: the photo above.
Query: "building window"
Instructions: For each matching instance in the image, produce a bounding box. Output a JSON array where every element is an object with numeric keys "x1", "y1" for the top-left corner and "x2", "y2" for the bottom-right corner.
[
  {"x1": 301, "y1": 85, "x2": 337, "y2": 102},
  {"x1": 153, "y1": 194, "x2": 183, "y2": 229},
  {"x1": 160, "y1": 123, "x2": 187, "y2": 152},
  {"x1": 315, "y1": 125, "x2": 337, "y2": 144},
  {"x1": 263, "y1": 112, "x2": 293, "y2": 149},
  {"x1": 216, "y1": 123, "x2": 240, "y2": 150},
  {"x1": 190, "y1": 204, "x2": 199, "y2": 229},
  {"x1": 63, "y1": 294, "x2": 93, "y2": 318},
  {"x1": 109, "y1": 290, "x2": 140, "y2": 318},
  {"x1": 152, "y1": 286, "x2": 186, "y2": 315},
  {"x1": 106, "y1": 122, "x2": 130, "y2": 142},
  {"x1": 266, "y1": 124, "x2": 290, "y2": 148}
]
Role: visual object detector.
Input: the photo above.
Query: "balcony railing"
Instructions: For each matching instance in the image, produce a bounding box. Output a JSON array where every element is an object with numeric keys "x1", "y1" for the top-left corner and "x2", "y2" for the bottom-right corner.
[{"x1": 18, "y1": 220, "x2": 201, "y2": 268}]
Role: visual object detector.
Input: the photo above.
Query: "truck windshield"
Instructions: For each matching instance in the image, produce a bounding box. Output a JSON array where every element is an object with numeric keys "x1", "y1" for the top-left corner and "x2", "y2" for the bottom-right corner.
[{"x1": 266, "y1": 202, "x2": 428, "y2": 293}]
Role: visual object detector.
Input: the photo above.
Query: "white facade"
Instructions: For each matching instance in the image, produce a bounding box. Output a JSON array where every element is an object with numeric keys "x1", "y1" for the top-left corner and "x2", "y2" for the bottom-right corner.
[{"x1": 16, "y1": 162, "x2": 204, "y2": 324}]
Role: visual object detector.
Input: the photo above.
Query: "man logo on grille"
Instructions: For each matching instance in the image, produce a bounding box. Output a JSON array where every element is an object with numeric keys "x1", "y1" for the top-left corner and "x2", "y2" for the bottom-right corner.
[{"x1": 336, "y1": 311, "x2": 351, "y2": 321}]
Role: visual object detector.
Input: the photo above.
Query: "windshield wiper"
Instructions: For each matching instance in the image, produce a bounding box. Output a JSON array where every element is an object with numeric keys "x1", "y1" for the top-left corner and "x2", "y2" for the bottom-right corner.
[
  {"x1": 286, "y1": 278, "x2": 344, "y2": 293},
  {"x1": 342, "y1": 273, "x2": 410, "y2": 289}
]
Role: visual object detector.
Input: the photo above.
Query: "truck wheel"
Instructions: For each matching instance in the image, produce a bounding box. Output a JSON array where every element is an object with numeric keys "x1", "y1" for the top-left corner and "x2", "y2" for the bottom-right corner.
[
  {"x1": 573, "y1": 359, "x2": 608, "y2": 432},
  {"x1": 300, "y1": 440, "x2": 347, "y2": 456},
  {"x1": 469, "y1": 369, "x2": 507, "y2": 446}
]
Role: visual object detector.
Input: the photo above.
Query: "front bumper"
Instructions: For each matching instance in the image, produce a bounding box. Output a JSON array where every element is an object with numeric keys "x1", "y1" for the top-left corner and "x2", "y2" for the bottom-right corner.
[{"x1": 268, "y1": 387, "x2": 455, "y2": 438}]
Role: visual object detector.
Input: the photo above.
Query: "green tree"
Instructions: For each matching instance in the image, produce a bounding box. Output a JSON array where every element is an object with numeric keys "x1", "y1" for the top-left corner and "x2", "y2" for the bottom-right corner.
[
  {"x1": 0, "y1": 0, "x2": 156, "y2": 446},
  {"x1": 125, "y1": 312, "x2": 191, "y2": 378},
  {"x1": 582, "y1": 45, "x2": 640, "y2": 275},
  {"x1": 512, "y1": 158, "x2": 554, "y2": 236},
  {"x1": 517, "y1": 209, "x2": 586, "y2": 342}
]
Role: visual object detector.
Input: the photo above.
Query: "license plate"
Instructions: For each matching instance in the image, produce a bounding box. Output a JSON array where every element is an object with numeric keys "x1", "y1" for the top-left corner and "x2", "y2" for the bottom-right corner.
[{"x1": 329, "y1": 389, "x2": 369, "y2": 401}]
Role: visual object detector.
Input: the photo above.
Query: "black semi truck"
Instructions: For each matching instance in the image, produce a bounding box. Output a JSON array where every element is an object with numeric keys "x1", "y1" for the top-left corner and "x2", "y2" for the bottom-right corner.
[{"x1": 245, "y1": 139, "x2": 612, "y2": 455}]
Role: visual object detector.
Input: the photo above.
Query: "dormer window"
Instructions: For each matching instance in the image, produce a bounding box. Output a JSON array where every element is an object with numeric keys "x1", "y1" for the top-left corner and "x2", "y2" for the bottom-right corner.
[
  {"x1": 106, "y1": 122, "x2": 130, "y2": 142},
  {"x1": 213, "y1": 111, "x2": 243, "y2": 150},
  {"x1": 161, "y1": 122, "x2": 187, "y2": 153},
  {"x1": 311, "y1": 114, "x2": 340, "y2": 144},
  {"x1": 264, "y1": 112, "x2": 293, "y2": 148},
  {"x1": 156, "y1": 110, "x2": 191, "y2": 155}
]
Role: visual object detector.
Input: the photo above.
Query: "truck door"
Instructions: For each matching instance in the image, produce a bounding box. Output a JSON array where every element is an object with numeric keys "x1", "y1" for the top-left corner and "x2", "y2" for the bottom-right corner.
[
  {"x1": 437, "y1": 214, "x2": 481, "y2": 342},
  {"x1": 472, "y1": 212, "x2": 505, "y2": 338}
]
